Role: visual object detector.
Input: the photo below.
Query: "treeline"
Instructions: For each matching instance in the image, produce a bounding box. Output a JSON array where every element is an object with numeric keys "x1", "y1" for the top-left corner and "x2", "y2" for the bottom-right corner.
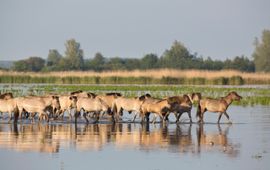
[{"x1": 10, "y1": 29, "x2": 270, "y2": 72}]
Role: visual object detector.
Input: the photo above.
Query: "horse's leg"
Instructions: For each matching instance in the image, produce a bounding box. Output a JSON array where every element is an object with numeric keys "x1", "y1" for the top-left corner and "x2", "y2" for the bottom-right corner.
[
  {"x1": 140, "y1": 113, "x2": 145, "y2": 124},
  {"x1": 132, "y1": 112, "x2": 137, "y2": 122},
  {"x1": 68, "y1": 109, "x2": 73, "y2": 121},
  {"x1": 217, "y1": 112, "x2": 223, "y2": 124},
  {"x1": 74, "y1": 111, "x2": 79, "y2": 123},
  {"x1": 82, "y1": 109, "x2": 89, "y2": 123},
  {"x1": 174, "y1": 112, "x2": 178, "y2": 123},
  {"x1": 224, "y1": 112, "x2": 232, "y2": 124},
  {"x1": 160, "y1": 115, "x2": 165, "y2": 124},
  {"x1": 145, "y1": 112, "x2": 150, "y2": 122},
  {"x1": 101, "y1": 111, "x2": 106, "y2": 118},
  {"x1": 110, "y1": 113, "x2": 116, "y2": 123},
  {"x1": 164, "y1": 112, "x2": 170, "y2": 122},
  {"x1": 57, "y1": 109, "x2": 62, "y2": 119},
  {"x1": 188, "y1": 111, "x2": 192, "y2": 123},
  {"x1": 93, "y1": 112, "x2": 99, "y2": 124},
  {"x1": 151, "y1": 114, "x2": 158, "y2": 124},
  {"x1": 199, "y1": 107, "x2": 206, "y2": 124},
  {"x1": 38, "y1": 112, "x2": 42, "y2": 122},
  {"x1": 13, "y1": 110, "x2": 19, "y2": 124},
  {"x1": 8, "y1": 111, "x2": 12, "y2": 123},
  {"x1": 45, "y1": 112, "x2": 49, "y2": 123},
  {"x1": 176, "y1": 112, "x2": 183, "y2": 123}
]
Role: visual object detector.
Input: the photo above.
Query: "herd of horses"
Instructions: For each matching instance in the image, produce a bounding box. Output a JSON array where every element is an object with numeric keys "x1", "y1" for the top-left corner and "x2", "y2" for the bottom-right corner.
[{"x1": 0, "y1": 90, "x2": 242, "y2": 124}]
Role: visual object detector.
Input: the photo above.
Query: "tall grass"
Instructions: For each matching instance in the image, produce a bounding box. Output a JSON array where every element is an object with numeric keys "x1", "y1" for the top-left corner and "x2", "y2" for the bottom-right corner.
[{"x1": 0, "y1": 69, "x2": 270, "y2": 85}]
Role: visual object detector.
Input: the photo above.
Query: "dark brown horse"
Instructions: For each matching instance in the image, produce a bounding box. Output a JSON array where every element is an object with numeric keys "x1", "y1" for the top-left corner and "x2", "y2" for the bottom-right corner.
[
  {"x1": 167, "y1": 93, "x2": 201, "y2": 123},
  {"x1": 197, "y1": 91, "x2": 242, "y2": 123}
]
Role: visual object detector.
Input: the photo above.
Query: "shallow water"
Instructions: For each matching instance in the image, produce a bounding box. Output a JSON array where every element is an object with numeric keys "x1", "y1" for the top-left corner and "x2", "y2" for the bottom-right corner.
[{"x1": 0, "y1": 105, "x2": 269, "y2": 170}]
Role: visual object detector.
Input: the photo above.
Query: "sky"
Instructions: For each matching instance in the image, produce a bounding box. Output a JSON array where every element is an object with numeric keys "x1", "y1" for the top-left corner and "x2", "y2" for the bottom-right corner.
[{"x1": 0, "y1": 0, "x2": 270, "y2": 61}]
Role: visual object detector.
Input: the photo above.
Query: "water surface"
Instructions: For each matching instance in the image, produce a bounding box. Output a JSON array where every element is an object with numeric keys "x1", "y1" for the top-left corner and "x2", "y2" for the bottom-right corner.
[{"x1": 0, "y1": 105, "x2": 269, "y2": 170}]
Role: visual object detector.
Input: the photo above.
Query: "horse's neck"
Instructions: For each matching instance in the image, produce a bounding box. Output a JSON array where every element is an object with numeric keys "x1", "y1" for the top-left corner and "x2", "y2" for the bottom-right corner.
[
  {"x1": 160, "y1": 100, "x2": 168, "y2": 107},
  {"x1": 46, "y1": 98, "x2": 53, "y2": 106},
  {"x1": 223, "y1": 95, "x2": 233, "y2": 105}
]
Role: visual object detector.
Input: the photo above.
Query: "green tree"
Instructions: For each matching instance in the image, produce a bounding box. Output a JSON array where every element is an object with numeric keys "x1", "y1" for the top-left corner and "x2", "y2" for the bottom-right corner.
[
  {"x1": 252, "y1": 29, "x2": 270, "y2": 72},
  {"x1": 12, "y1": 60, "x2": 28, "y2": 71},
  {"x1": 85, "y1": 52, "x2": 106, "y2": 71},
  {"x1": 125, "y1": 58, "x2": 141, "y2": 70},
  {"x1": 47, "y1": 49, "x2": 62, "y2": 67},
  {"x1": 106, "y1": 57, "x2": 126, "y2": 70},
  {"x1": 64, "y1": 39, "x2": 84, "y2": 70},
  {"x1": 12, "y1": 56, "x2": 45, "y2": 72},
  {"x1": 202, "y1": 57, "x2": 223, "y2": 70},
  {"x1": 160, "y1": 41, "x2": 192, "y2": 69},
  {"x1": 140, "y1": 53, "x2": 158, "y2": 69},
  {"x1": 224, "y1": 56, "x2": 255, "y2": 72}
]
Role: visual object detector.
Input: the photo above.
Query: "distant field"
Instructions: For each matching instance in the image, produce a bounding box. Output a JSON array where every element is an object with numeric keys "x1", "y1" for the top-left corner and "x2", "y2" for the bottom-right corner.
[{"x1": 1, "y1": 69, "x2": 270, "y2": 85}]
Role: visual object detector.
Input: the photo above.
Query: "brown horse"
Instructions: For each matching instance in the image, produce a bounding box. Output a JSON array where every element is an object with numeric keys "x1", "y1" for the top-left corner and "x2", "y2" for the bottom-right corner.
[
  {"x1": 112, "y1": 95, "x2": 145, "y2": 122},
  {"x1": 168, "y1": 93, "x2": 201, "y2": 123},
  {"x1": 16, "y1": 95, "x2": 61, "y2": 122},
  {"x1": 57, "y1": 95, "x2": 78, "y2": 120},
  {"x1": 197, "y1": 91, "x2": 242, "y2": 123},
  {"x1": 167, "y1": 95, "x2": 192, "y2": 123},
  {"x1": 97, "y1": 92, "x2": 122, "y2": 118},
  {"x1": 131, "y1": 94, "x2": 161, "y2": 122},
  {"x1": 75, "y1": 97, "x2": 111, "y2": 123},
  {"x1": 140, "y1": 99, "x2": 172, "y2": 123}
]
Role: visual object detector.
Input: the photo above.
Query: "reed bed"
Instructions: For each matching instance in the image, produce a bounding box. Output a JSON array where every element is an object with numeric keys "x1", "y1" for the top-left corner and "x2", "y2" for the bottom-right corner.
[{"x1": 0, "y1": 69, "x2": 270, "y2": 85}]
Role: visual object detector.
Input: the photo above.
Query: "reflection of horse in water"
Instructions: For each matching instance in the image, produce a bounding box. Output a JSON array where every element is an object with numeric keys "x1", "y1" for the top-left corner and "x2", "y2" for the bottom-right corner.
[
  {"x1": 0, "y1": 124, "x2": 60, "y2": 153},
  {"x1": 0, "y1": 123, "x2": 239, "y2": 156},
  {"x1": 196, "y1": 124, "x2": 239, "y2": 157}
]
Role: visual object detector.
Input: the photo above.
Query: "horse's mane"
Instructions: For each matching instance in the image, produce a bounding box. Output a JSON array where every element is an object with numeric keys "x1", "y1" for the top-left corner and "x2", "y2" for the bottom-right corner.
[{"x1": 70, "y1": 90, "x2": 83, "y2": 95}]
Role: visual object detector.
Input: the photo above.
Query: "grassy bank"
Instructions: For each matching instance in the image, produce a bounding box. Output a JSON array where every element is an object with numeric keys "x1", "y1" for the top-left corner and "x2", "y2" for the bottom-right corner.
[
  {"x1": 1, "y1": 69, "x2": 270, "y2": 85},
  {"x1": 1, "y1": 84, "x2": 269, "y2": 106}
]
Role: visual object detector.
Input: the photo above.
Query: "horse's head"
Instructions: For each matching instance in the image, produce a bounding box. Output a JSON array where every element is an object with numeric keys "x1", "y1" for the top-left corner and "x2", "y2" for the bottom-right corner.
[
  {"x1": 191, "y1": 93, "x2": 202, "y2": 102},
  {"x1": 228, "y1": 91, "x2": 242, "y2": 101},
  {"x1": 69, "y1": 96, "x2": 78, "y2": 108}
]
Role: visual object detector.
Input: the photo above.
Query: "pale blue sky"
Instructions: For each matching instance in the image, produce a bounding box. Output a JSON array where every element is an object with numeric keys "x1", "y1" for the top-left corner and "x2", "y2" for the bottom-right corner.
[{"x1": 0, "y1": 0, "x2": 270, "y2": 61}]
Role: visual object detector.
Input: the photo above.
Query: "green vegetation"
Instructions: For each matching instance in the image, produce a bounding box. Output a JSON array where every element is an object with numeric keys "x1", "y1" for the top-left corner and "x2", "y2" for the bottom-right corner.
[
  {"x1": 1, "y1": 84, "x2": 269, "y2": 106},
  {"x1": 1, "y1": 74, "x2": 269, "y2": 85},
  {"x1": 253, "y1": 29, "x2": 270, "y2": 72}
]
